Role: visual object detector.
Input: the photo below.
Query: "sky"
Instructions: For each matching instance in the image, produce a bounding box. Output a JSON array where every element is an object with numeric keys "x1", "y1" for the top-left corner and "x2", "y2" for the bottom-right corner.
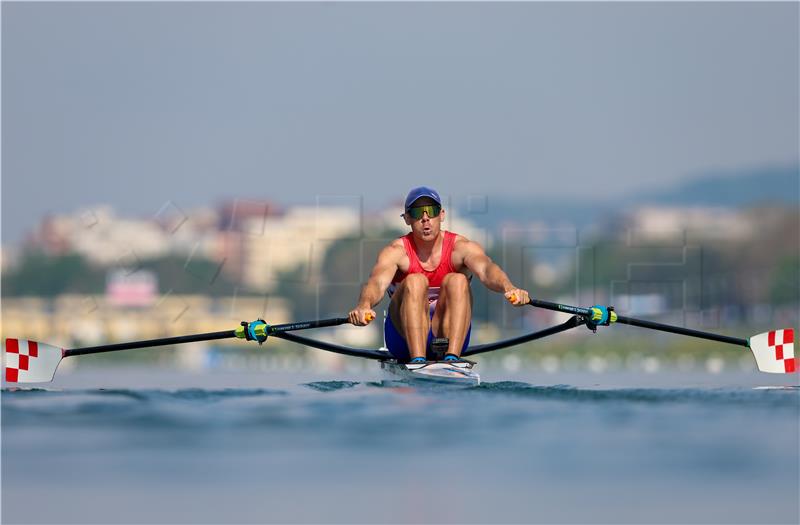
[{"x1": 2, "y1": 1, "x2": 798, "y2": 242}]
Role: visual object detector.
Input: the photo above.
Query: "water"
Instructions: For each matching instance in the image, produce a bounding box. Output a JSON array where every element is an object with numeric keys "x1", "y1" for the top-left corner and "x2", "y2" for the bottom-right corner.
[{"x1": 2, "y1": 365, "x2": 799, "y2": 524}]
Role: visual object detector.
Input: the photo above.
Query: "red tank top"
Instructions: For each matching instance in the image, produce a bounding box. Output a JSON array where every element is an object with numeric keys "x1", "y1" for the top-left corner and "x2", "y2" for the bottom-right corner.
[{"x1": 388, "y1": 231, "x2": 458, "y2": 302}]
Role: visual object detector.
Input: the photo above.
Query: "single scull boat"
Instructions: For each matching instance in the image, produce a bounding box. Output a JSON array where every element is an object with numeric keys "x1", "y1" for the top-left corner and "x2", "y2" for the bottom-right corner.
[
  {"x1": 381, "y1": 359, "x2": 481, "y2": 386},
  {"x1": 3, "y1": 299, "x2": 795, "y2": 384}
]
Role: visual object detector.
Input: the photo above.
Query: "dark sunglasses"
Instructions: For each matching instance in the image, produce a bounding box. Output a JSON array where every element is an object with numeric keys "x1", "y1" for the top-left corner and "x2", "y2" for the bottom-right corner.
[{"x1": 404, "y1": 205, "x2": 442, "y2": 220}]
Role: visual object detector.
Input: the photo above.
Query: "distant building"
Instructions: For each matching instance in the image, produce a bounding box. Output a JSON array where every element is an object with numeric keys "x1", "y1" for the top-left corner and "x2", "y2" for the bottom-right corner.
[
  {"x1": 18, "y1": 200, "x2": 489, "y2": 293},
  {"x1": 213, "y1": 200, "x2": 282, "y2": 285},
  {"x1": 626, "y1": 206, "x2": 755, "y2": 242},
  {"x1": 24, "y1": 206, "x2": 222, "y2": 266},
  {"x1": 240, "y1": 206, "x2": 361, "y2": 290},
  {"x1": 0, "y1": 245, "x2": 19, "y2": 272}
]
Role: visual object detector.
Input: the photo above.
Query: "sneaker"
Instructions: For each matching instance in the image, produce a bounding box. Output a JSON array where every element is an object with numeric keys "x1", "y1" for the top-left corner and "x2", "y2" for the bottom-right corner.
[
  {"x1": 409, "y1": 357, "x2": 427, "y2": 364},
  {"x1": 443, "y1": 354, "x2": 461, "y2": 362}
]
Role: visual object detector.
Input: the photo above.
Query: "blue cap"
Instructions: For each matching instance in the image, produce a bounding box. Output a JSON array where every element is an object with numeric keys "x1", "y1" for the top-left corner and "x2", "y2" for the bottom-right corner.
[{"x1": 404, "y1": 186, "x2": 442, "y2": 211}]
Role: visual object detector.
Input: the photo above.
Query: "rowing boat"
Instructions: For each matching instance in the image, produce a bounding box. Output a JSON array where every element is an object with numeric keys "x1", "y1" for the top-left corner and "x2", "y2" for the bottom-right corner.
[
  {"x1": 3, "y1": 298, "x2": 795, "y2": 385},
  {"x1": 381, "y1": 359, "x2": 481, "y2": 386}
]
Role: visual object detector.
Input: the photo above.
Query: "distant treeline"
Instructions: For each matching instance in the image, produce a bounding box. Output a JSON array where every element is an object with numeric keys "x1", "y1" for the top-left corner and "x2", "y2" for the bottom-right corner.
[{"x1": 1, "y1": 252, "x2": 238, "y2": 298}]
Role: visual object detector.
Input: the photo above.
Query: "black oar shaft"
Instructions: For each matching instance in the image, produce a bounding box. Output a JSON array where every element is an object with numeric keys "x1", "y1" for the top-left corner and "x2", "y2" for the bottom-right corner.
[
  {"x1": 463, "y1": 316, "x2": 585, "y2": 357},
  {"x1": 268, "y1": 318, "x2": 349, "y2": 334},
  {"x1": 64, "y1": 330, "x2": 237, "y2": 357},
  {"x1": 62, "y1": 318, "x2": 354, "y2": 358},
  {"x1": 527, "y1": 298, "x2": 749, "y2": 348},
  {"x1": 614, "y1": 315, "x2": 748, "y2": 347},
  {"x1": 272, "y1": 331, "x2": 390, "y2": 361},
  {"x1": 529, "y1": 299, "x2": 592, "y2": 317}
]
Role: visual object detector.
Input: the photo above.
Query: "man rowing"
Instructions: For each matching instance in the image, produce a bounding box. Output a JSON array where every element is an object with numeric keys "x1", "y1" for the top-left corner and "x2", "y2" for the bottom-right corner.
[{"x1": 348, "y1": 186, "x2": 530, "y2": 364}]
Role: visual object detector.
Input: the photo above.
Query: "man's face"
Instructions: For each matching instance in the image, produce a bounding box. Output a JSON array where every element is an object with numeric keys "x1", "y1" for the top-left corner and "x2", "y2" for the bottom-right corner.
[{"x1": 403, "y1": 197, "x2": 444, "y2": 242}]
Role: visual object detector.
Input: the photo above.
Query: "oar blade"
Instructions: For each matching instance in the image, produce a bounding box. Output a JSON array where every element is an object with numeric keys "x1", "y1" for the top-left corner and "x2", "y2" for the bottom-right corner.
[
  {"x1": 4, "y1": 339, "x2": 64, "y2": 383},
  {"x1": 749, "y1": 329, "x2": 796, "y2": 374}
]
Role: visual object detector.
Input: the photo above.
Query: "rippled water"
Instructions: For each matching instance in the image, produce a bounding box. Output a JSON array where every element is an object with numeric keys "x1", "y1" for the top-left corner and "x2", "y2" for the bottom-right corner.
[{"x1": 2, "y1": 366, "x2": 799, "y2": 524}]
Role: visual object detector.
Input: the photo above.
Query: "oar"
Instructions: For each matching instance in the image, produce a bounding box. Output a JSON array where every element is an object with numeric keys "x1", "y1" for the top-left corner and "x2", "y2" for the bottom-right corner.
[
  {"x1": 3, "y1": 315, "x2": 372, "y2": 384},
  {"x1": 520, "y1": 297, "x2": 796, "y2": 374}
]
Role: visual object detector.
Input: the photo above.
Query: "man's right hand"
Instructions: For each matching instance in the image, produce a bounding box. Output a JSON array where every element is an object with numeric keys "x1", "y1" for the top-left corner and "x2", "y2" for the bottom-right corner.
[{"x1": 348, "y1": 307, "x2": 376, "y2": 326}]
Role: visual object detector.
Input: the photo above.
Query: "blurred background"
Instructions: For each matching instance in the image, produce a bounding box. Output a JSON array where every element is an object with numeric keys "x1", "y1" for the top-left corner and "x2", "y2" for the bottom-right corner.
[{"x1": 2, "y1": 2, "x2": 798, "y2": 374}]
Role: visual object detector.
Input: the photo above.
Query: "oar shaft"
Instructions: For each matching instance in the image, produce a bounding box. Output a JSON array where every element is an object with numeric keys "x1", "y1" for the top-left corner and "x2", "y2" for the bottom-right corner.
[
  {"x1": 63, "y1": 317, "x2": 354, "y2": 358},
  {"x1": 528, "y1": 298, "x2": 592, "y2": 317},
  {"x1": 64, "y1": 330, "x2": 237, "y2": 357},
  {"x1": 463, "y1": 316, "x2": 585, "y2": 357},
  {"x1": 614, "y1": 315, "x2": 748, "y2": 347},
  {"x1": 268, "y1": 318, "x2": 349, "y2": 334},
  {"x1": 527, "y1": 298, "x2": 749, "y2": 348}
]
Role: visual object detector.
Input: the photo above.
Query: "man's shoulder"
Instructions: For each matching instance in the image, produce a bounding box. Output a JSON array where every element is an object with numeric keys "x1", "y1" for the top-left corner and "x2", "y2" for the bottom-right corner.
[
  {"x1": 387, "y1": 237, "x2": 406, "y2": 249},
  {"x1": 379, "y1": 238, "x2": 407, "y2": 258},
  {"x1": 449, "y1": 233, "x2": 486, "y2": 265},
  {"x1": 451, "y1": 232, "x2": 469, "y2": 243},
  {"x1": 451, "y1": 233, "x2": 480, "y2": 250}
]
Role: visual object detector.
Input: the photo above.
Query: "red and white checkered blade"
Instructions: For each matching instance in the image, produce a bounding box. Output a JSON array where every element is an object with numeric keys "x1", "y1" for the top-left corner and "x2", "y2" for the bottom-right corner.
[
  {"x1": 749, "y1": 329, "x2": 796, "y2": 374},
  {"x1": 4, "y1": 339, "x2": 64, "y2": 383}
]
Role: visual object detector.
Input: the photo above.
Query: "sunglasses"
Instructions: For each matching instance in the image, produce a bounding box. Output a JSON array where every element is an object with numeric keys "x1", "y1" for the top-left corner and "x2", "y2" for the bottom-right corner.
[{"x1": 405, "y1": 205, "x2": 442, "y2": 220}]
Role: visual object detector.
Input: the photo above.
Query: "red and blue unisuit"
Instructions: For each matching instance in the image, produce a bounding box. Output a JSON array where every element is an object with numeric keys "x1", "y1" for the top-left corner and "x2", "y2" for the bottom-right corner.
[{"x1": 384, "y1": 231, "x2": 472, "y2": 361}]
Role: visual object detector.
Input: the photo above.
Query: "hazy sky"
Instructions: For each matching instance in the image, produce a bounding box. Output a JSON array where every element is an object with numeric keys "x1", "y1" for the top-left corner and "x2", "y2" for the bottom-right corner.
[{"x1": 2, "y1": 2, "x2": 798, "y2": 242}]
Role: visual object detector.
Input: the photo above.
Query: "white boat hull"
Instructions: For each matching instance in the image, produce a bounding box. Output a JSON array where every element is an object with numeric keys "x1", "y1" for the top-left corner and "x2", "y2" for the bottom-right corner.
[{"x1": 381, "y1": 360, "x2": 481, "y2": 386}]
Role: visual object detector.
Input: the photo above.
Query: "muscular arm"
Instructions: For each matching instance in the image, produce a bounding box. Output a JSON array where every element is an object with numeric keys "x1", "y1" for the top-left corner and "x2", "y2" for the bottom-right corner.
[
  {"x1": 459, "y1": 239, "x2": 530, "y2": 305},
  {"x1": 349, "y1": 243, "x2": 403, "y2": 325}
]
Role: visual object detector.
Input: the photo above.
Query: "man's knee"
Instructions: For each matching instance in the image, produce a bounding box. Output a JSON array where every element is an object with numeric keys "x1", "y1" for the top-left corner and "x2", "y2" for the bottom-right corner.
[
  {"x1": 442, "y1": 273, "x2": 469, "y2": 294},
  {"x1": 402, "y1": 274, "x2": 429, "y2": 296}
]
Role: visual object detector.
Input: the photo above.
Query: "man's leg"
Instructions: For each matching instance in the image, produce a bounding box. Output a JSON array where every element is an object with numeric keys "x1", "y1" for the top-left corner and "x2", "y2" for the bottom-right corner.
[
  {"x1": 388, "y1": 274, "x2": 430, "y2": 360},
  {"x1": 431, "y1": 273, "x2": 472, "y2": 357}
]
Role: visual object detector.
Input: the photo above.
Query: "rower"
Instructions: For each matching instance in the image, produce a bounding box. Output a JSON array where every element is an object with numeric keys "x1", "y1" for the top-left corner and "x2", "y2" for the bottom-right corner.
[{"x1": 348, "y1": 186, "x2": 531, "y2": 363}]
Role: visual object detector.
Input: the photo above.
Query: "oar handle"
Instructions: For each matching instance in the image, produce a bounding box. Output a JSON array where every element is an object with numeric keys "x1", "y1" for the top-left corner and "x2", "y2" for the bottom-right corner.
[{"x1": 525, "y1": 298, "x2": 749, "y2": 348}]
